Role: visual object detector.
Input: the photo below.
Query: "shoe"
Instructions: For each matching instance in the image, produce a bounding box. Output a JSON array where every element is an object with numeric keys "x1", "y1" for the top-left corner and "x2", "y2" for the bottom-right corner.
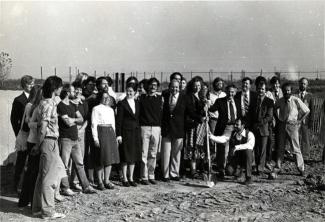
[
  {"x1": 54, "y1": 194, "x2": 65, "y2": 202},
  {"x1": 89, "y1": 180, "x2": 96, "y2": 187},
  {"x1": 122, "y1": 181, "x2": 130, "y2": 187},
  {"x1": 299, "y1": 170, "x2": 306, "y2": 177},
  {"x1": 171, "y1": 176, "x2": 180, "y2": 181},
  {"x1": 149, "y1": 179, "x2": 157, "y2": 185},
  {"x1": 97, "y1": 183, "x2": 105, "y2": 191},
  {"x1": 71, "y1": 183, "x2": 82, "y2": 191},
  {"x1": 141, "y1": 180, "x2": 150, "y2": 185},
  {"x1": 104, "y1": 182, "x2": 115, "y2": 189},
  {"x1": 244, "y1": 177, "x2": 252, "y2": 185},
  {"x1": 161, "y1": 178, "x2": 170, "y2": 182},
  {"x1": 61, "y1": 188, "x2": 76, "y2": 196},
  {"x1": 217, "y1": 171, "x2": 225, "y2": 180},
  {"x1": 32, "y1": 211, "x2": 42, "y2": 216},
  {"x1": 129, "y1": 181, "x2": 137, "y2": 187},
  {"x1": 42, "y1": 212, "x2": 66, "y2": 219},
  {"x1": 83, "y1": 186, "x2": 97, "y2": 194}
]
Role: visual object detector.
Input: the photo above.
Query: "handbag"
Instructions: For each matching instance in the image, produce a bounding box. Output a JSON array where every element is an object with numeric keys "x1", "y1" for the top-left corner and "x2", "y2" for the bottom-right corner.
[{"x1": 14, "y1": 109, "x2": 28, "y2": 151}]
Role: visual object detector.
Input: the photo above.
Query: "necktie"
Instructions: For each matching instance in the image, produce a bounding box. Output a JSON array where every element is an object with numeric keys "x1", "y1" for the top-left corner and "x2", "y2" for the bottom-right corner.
[
  {"x1": 275, "y1": 91, "x2": 279, "y2": 101},
  {"x1": 244, "y1": 93, "x2": 249, "y2": 116},
  {"x1": 300, "y1": 92, "x2": 304, "y2": 100},
  {"x1": 229, "y1": 100, "x2": 235, "y2": 123}
]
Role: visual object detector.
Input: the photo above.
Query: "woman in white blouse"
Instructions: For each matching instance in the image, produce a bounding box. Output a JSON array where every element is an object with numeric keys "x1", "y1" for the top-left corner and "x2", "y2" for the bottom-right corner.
[{"x1": 91, "y1": 91, "x2": 120, "y2": 190}]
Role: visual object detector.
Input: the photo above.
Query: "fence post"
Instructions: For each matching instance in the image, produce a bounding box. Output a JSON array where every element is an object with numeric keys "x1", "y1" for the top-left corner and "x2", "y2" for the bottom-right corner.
[
  {"x1": 40, "y1": 66, "x2": 43, "y2": 80},
  {"x1": 94, "y1": 70, "x2": 97, "y2": 78},
  {"x1": 231, "y1": 71, "x2": 233, "y2": 82},
  {"x1": 190, "y1": 71, "x2": 193, "y2": 79},
  {"x1": 260, "y1": 69, "x2": 263, "y2": 76},
  {"x1": 160, "y1": 72, "x2": 163, "y2": 86},
  {"x1": 54, "y1": 67, "x2": 56, "y2": 76}
]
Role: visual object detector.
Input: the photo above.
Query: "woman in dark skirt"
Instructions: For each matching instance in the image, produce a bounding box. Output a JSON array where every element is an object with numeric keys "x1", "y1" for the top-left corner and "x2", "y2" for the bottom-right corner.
[
  {"x1": 116, "y1": 82, "x2": 141, "y2": 187},
  {"x1": 91, "y1": 91, "x2": 120, "y2": 190}
]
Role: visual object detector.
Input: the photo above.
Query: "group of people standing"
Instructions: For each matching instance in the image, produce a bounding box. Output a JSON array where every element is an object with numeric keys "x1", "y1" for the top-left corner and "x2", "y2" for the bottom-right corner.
[{"x1": 10, "y1": 72, "x2": 320, "y2": 219}]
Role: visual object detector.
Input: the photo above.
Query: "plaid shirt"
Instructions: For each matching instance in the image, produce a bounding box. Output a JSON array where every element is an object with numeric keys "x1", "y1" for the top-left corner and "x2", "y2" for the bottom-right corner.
[{"x1": 39, "y1": 98, "x2": 59, "y2": 139}]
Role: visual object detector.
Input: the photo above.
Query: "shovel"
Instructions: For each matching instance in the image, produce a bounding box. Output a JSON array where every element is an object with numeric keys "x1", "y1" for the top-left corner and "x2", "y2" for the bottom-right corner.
[{"x1": 203, "y1": 111, "x2": 215, "y2": 188}]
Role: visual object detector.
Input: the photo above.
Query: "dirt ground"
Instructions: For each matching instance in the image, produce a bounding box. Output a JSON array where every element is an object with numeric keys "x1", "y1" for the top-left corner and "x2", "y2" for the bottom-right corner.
[{"x1": 1, "y1": 146, "x2": 324, "y2": 222}]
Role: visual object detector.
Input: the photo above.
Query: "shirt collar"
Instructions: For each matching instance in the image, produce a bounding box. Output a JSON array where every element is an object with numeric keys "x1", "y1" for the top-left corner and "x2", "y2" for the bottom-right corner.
[
  {"x1": 24, "y1": 91, "x2": 29, "y2": 99},
  {"x1": 239, "y1": 129, "x2": 247, "y2": 137}
]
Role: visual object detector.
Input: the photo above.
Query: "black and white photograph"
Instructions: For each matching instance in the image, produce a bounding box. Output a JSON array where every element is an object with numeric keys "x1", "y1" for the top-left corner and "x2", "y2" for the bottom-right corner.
[{"x1": 0, "y1": 1, "x2": 324, "y2": 221}]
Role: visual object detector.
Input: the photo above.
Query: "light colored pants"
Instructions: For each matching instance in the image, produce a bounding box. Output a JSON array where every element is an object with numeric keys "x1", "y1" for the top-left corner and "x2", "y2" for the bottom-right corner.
[
  {"x1": 59, "y1": 138, "x2": 89, "y2": 190},
  {"x1": 161, "y1": 136, "x2": 183, "y2": 178},
  {"x1": 299, "y1": 124, "x2": 310, "y2": 157},
  {"x1": 141, "y1": 126, "x2": 161, "y2": 180},
  {"x1": 278, "y1": 122, "x2": 304, "y2": 171},
  {"x1": 32, "y1": 138, "x2": 65, "y2": 216}
]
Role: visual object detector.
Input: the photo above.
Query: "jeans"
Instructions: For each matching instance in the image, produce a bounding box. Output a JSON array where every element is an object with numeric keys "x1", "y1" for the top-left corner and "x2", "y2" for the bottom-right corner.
[
  {"x1": 141, "y1": 126, "x2": 161, "y2": 180},
  {"x1": 59, "y1": 138, "x2": 89, "y2": 190}
]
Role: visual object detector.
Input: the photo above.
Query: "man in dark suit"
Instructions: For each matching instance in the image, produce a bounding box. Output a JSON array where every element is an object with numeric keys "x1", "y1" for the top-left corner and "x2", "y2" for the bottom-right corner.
[
  {"x1": 235, "y1": 77, "x2": 258, "y2": 130},
  {"x1": 160, "y1": 79, "x2": 202, "y2": 181},
  {"x1": 295, "y1": 77, "x2": 314, "y2": 159},
  {"x1": 209, "y1": 84, "x2": 242, "y2": 178},
  {"x1": 10, "y1": 75, "x2": 34, "y2": 191},
  {"x1": 252, "y1": 81, "x2": 274, "y2": 174}
]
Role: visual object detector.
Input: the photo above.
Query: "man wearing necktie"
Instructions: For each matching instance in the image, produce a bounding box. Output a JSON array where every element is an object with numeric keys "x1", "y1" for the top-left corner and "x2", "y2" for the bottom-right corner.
[
  {"x1": 209, "y1": 84, "x2": 242, "y2": 179},
  {"x1": 252, "y1": 81, "x2": 274, "y2": 175},
  {"x1": 295, "y1": 77, "x2": 314, "y2": 159},
  {"x1": 274, "y1": 82, "x2": 310, "y2": 176},
  {"x1": 235, "y1": 77, "x2": 257, "y2": 131}
]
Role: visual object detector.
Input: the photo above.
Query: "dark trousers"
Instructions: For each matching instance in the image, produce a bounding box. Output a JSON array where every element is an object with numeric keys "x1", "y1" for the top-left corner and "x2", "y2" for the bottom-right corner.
[
  {"x1": 14, "y1": 150, "x2": 28, "y2": 190},
  {"x1": 226, "y1": 149, "x2": 252, "y2": 178},
  {"x1": 266, "y1": 126, "x2": 274, "y2": 163},
  {"x1": 84, "y1": 128, "x2": 95, "y2": 171},
  {"x1": 254, "y1": 132, "x2": 268, "y2": 172},
  {"x1": 18, "y1": 142, "x2": 40, "y2": 207}
]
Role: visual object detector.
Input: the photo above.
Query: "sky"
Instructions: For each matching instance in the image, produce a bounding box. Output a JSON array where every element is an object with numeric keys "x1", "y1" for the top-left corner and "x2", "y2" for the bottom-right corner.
[{"x1": 0, "y1": 1, "x2": 324, "y2": 81}]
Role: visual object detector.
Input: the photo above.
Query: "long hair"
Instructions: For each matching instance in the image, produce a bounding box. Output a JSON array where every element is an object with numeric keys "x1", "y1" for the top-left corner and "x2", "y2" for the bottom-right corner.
[
  {"x1": 30, "y1": 87, "x2": 43, "y2": 118},
  {"x1": 27, "y1": 84, "x2": 41, "y2": 103}
]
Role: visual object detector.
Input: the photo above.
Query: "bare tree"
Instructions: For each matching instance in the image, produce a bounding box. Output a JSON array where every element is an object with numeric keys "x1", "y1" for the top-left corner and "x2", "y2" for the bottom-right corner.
[{"x1": 0, "y1": 52, "x2": 12, "y2": 86}]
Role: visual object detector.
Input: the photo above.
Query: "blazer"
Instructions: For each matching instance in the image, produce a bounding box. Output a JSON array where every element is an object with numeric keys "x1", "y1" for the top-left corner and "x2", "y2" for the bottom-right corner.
[
  {"x1": 161, "y1": 92, "x2": 201, "y2": 139},
  {"x1": 209, "y1": 97, "x2": 242, "y2": 136},
  {"x1": 116, "y1": 98, "x2": 140, "y2": 137},
  {"x1": 10, "y1": 92, "x2": 28, "y2": 136},
  {"x1": 294, "y1": 91, "x2": 314, "y2": 127},
  {"x1": 235, "y1": 90, "x2": 258, "y2": 129},
  {"x1": 251, "y1": 96, "x2": 274, "y2": 136}
]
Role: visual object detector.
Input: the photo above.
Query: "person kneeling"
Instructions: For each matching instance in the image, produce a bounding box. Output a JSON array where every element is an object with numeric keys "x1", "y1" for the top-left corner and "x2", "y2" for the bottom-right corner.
[{"x1": 210, "y1": 117, "x2": 255, "y2": 185}]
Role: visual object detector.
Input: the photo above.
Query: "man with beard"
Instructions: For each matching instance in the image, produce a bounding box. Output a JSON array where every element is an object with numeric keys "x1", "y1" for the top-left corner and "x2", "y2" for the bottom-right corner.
[
  {"x1": 139, "y1": 78, "x2": 163, "y2": 185},
  {"x1": 57, "y1": 84, "x2": 96, "y2": 195},
  {"x1": 209, "y1": 77, "x2": 226, "y2": 133},
  {"x1": 210, "y1": 117, "x2": 255, "y2": 185},
  {"x1": 295, "y1": 77, "x2": 314, "y2": 159},
  {"x1": 274, "y1": 82, "x2": 310, "y2": 176}
]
